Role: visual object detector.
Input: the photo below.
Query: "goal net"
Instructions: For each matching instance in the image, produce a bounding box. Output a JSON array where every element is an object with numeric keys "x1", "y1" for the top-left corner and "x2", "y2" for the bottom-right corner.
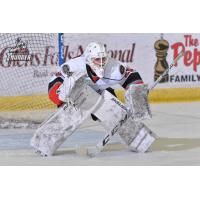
[
  {"x1": 0, "y1": 33, "x2": 128, "y2": 129},
  {"x1": 0, "y1": 33, "x2": 59, "y2": 128}
]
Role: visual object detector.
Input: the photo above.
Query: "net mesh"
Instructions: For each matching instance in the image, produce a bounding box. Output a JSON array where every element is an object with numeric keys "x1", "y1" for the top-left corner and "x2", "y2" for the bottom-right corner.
[{"x1": 0, "y1": 33, "x2": 58, "y2": 128}]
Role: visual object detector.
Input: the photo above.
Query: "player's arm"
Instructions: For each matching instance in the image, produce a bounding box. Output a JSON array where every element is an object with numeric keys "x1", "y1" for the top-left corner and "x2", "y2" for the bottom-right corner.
[
  {"x1": 121, "y1": 66, "x2": 144, "y2": 90},
  {"x1": 56, "y1": 64, "x2": 86, "y2": 104}
]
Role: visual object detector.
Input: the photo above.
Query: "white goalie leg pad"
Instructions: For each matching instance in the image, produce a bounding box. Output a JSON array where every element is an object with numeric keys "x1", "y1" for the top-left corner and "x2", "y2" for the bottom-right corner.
[
  {"x1": 129, "y1": 123, "x2": 157, "y2": 153},
  {"x1": 78, "y1": 90, "x2": 156, "y2": 156},
  {"x1": 117, "y1": 117, "x2": 142, "y2": 145},
  {"x1": 117, "y1": 117, "x2": 156, "y2": 153},
  {"x1": 92, "y1": 90, "x2": 129, "y2": 132},
  {"x1": 31, "y1": 77, "x2": 102, "y2": 156},
  {"x1": 31, "y1": 105, "x2": 84, "y2": 156},
  {"x1": 125, "y1": 84, "x2": 152, "y2": 121}
]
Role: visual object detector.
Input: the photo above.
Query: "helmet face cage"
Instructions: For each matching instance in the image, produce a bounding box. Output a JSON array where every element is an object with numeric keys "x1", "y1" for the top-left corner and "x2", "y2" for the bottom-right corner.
[
  {"x1": 92, "y1": 56, "x2": 107, "y2": 67},
  {"x1": 84, "y1": 42, "x2": 108, "y2": 78}
]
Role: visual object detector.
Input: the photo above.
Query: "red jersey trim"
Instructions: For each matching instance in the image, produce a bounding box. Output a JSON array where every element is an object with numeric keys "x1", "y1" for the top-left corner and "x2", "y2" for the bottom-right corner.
[{"x1": 48, "y1": 82, "x2": 63, "y2": 106}]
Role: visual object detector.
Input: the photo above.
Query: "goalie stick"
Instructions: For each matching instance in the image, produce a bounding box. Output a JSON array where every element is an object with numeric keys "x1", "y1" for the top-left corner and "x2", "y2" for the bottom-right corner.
[
  {"x1": 148, "y1": 50, "x2": 185, "y2": 91},
  {"x1": 79, "y1": 50, "x2": 185, "y2": 157}
]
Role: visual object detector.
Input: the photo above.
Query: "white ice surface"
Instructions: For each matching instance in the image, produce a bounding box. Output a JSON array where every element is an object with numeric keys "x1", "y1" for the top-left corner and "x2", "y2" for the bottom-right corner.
[{"x1": 1, "y1": 102, "x2": 200, "y2": 166}]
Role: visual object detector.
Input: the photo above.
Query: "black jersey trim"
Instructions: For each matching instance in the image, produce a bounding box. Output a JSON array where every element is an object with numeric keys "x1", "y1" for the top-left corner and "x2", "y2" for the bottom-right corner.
[
  {"x1": 86, "y1": 64, "x2": 100, "y2": 83},
  {"x1": 48, "y1": 77, "x2": 64, "y2": 92},
  {"x1": 122, "y1": 72, "x2": 143, "y2": 89}
]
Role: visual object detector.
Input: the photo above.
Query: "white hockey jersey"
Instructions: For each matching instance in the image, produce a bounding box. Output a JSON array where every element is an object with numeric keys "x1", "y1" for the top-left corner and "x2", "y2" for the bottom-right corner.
[
  {"x1": 62, "y1": 56, "x2": 130, "y2": 91},
  {"x1": 48, "y1": 56, "x2": 143, "y2": 106}
]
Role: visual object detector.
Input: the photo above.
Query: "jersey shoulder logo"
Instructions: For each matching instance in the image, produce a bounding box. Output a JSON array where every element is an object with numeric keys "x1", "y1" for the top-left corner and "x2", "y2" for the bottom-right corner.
[{"x1": 119, "y1": 65, "x2": 125, "y2": 75}]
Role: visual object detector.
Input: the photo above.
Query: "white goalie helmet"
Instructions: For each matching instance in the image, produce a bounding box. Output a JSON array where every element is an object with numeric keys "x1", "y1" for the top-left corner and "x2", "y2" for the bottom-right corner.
[{"x1": 84, "y1": 42, "x2": 108, "y2": 78}]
